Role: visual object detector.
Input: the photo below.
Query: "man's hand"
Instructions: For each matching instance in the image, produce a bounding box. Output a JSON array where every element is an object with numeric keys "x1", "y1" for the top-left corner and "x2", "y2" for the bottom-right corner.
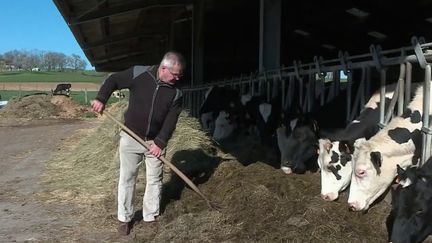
[
  {"x1": 91, "y1": 99, "x2": 105, "y2": 114},
  {"x1": 149, "y1": 142, "x2": 162, "y2": 157}
]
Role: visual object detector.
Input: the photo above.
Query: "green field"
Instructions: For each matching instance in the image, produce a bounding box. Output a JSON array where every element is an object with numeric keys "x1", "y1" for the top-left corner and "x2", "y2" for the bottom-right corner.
[
  {"x1": 0, "y1": 90, "x2": 128, "y2": 106},
  {"x1": 0, "y1": 70, "x2": 107, "y2": 83}
]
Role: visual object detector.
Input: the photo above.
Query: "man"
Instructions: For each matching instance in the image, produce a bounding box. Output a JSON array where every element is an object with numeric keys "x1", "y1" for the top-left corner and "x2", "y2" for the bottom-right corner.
[{"x1": 91, "y1": 51, "x2": 185, "y2": 236}]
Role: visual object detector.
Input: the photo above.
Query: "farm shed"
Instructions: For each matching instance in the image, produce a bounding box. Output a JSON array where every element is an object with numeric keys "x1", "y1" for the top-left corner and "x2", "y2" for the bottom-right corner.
[
  {"x1": 55, "y1": 0, "x2": 432, "y2": 162},
  {"x1": 54, "y1": 0, "x2": 432, "y2": 83}
]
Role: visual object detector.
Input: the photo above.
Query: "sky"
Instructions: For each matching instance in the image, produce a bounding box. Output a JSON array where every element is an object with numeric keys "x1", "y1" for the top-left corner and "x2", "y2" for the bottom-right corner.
[{"x1": 0, "y1": 0, "x2": 92, "y2": 69}]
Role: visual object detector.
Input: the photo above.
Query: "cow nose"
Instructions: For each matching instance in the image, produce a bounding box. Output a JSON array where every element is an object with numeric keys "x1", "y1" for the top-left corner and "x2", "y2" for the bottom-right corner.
[
  {"x1": 348, "y1": 202, "x2": 359, "y2": 211},
  {"x1": 281, "y1": 166, "x2": 293, "y2": 174},
  {"x1": 321, "y1": 193, "x2": 337, "y2": 201}
]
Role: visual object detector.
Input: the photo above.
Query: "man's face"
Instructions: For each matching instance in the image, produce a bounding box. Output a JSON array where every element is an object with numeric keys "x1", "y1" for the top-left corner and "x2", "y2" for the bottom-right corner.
[{"x1": 160, "y1": 65, "x2": 183, "y2": 84}]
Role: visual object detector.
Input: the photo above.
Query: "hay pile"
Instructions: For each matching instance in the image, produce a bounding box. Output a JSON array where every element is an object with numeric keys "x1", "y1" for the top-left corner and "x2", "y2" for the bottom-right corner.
[
  {"x1": 39, "y1": 103, "x2": 391, "y2": 242},
  {"x1": 40, "y1": 101, "x2": 128, "y2": 203},
  {"x1": 50, "y1": 95, "x2": 90, "y2": 118},
  {"x1": 0, "y1": 94, "x2": 89, "y2": 119}
]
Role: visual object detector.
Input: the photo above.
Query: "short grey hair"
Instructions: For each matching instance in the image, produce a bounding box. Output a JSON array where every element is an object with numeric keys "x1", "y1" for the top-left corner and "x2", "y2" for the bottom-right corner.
[{"x1": 160, "y1": 51, "x2": 186, "y2": 71}]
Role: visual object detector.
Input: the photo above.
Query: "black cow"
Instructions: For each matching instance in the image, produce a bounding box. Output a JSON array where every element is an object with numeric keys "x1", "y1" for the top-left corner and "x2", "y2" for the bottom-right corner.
[
  {"x1": 386, "y1": 157, "x2": 432, "y2": 243},
  {"x1": 52, "y1": 83, "x2": 72, "y2": 95}
]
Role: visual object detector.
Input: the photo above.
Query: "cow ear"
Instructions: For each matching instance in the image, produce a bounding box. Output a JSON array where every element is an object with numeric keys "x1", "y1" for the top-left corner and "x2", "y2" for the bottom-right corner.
[
  {"x1": 354, "y1": 138, "x2": 366, "y2": 149},
  {"x1": 396, "y1": 164, "x2": 405, "y2": 177},
  {"x1": 370, "y1": 151, "x2": 382, "y2": 168},
  {"x1": 339, "y1": 140, "x2": 355, "y2": 154}
]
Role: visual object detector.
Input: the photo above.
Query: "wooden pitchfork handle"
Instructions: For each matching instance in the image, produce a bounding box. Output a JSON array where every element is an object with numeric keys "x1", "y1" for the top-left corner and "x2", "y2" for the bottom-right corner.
[{"x1": 103, "y1": 111, "x2": 220, "y2": 211}]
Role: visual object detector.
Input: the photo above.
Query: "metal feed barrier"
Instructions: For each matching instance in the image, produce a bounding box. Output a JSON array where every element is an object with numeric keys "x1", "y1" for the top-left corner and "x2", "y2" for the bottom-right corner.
[{"x1": 182, "y1": 36, "x2": 432, "y2": 166}]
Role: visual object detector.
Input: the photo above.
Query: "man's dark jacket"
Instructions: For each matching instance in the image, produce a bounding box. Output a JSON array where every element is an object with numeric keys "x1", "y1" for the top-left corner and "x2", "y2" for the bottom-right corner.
[{"x1": 96, "y1": 65, "x2": 182, "y2": 149}]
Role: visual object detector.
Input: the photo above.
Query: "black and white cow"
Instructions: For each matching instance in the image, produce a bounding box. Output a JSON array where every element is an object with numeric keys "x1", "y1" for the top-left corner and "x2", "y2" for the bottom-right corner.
[
  {"x1": 52, "y1": 83, "x2": 72, "y2": 95},
  {"x1": 112, "y1": 90, "x2": 125, "y2": 99},
  {"x1": 386, "y1": 157, "x2": 432, "y2": 243},
  {"x1": 318, "y1": 84, "x2": 397, "y2": 201},
  {"x1": 277, "y1": 89, "x2": 350, "y2": 174},
  {"x1": 240, "y1": 94, "x2": 282, "y2": 146},
  {"x1": 199, "y1": 86, "x2": 242, "y2": 141},
  {"x1": 348, "y1": 84, "x2": 427, "y2": 211}
]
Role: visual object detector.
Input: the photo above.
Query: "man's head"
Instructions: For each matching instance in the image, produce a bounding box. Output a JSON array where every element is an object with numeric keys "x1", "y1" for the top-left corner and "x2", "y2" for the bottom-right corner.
[{"x1": 158, "y1": 51, "x2": 185, "y2": 84}]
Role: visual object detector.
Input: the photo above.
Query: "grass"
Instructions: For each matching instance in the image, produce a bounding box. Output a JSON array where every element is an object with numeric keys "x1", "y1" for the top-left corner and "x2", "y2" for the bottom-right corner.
[
  {"x1": 0, "y1": 70, "x2": 107, "y2": 83},
  {"x1": 0, "y1": 90, "x2": 129, "y2": 106}
]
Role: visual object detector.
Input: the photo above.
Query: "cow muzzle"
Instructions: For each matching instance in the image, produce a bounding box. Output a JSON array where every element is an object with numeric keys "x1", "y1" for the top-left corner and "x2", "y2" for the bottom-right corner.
[
  {"x1": 281, "y1": 166, "x2": 293, "y2": 174},
  {"x1": 321, "y1": 192, "x2": 338, "y2": 201}
]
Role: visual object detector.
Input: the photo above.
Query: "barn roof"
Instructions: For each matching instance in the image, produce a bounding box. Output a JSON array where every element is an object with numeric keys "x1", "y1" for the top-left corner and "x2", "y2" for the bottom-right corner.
[{"x1": 54, "y1": 0, "x2": 432, "y2": 81}]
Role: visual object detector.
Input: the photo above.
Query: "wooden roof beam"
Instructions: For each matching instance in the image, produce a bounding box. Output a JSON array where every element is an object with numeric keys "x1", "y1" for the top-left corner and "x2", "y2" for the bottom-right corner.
[
  {"x1": 82, "y1": 32, "x2": 166, "y2": 50},
  {"x1": 68, "y1": 0, "x2": 192, "y2": 26}
]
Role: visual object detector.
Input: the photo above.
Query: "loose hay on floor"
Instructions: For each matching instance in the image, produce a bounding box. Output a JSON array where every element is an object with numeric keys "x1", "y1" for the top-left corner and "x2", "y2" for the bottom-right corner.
[{"x1": 38, "y1": 102, "x2": 391, "y2": 242}]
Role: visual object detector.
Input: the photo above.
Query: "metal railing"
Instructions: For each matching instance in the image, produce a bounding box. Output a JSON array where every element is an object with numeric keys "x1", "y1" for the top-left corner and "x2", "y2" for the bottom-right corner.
[{"x1": 182, "y1": 36, "x2": 432, "y2": 165}]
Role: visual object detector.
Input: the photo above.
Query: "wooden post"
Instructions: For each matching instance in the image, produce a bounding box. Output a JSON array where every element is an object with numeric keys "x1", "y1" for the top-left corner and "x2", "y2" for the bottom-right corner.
[{"x1": 84, "y1": 89, "x2": 88, "y2": 104}]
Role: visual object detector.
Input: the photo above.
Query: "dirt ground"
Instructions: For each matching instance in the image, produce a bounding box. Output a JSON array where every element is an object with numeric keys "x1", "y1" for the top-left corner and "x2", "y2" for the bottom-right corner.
[{"x1": 0, "y1": 119, "x2": 102, "y2": 242}]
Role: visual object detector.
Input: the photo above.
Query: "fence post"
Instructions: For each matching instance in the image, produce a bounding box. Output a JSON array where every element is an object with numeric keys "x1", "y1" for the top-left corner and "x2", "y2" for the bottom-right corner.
[{"x1": 84, "y1": 89, "x2": 88, "y2": 104}]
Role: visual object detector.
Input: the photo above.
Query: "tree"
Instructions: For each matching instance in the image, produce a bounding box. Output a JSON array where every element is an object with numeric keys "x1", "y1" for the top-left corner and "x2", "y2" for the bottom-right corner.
[
  {"x1": 70, "y1": 54, "x2": 87, "y2": 70},
  {"x1": 1, "y1": 49, "x2": 88, "y2": 71}
]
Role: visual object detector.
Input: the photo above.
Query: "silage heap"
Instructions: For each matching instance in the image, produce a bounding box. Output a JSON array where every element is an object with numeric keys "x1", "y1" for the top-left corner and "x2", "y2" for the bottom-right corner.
[
  {"x1": 40, "y1": 102, "x2": 391, "y2": 242},
  {"x1": 0, "y1": 94, "x2": 89, "y2": 120}
]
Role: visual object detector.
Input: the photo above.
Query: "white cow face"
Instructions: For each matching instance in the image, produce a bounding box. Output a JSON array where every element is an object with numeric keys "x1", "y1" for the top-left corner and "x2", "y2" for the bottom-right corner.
[
  {"x1": 212, "y1": 111, "x2": 236, "y2": 141},
  {"x1": 318, "y1": 139, "x2": 353, "y2": 201},
  {"x1": 348, "y1": 138, "x2": 412, "y2": 211}
]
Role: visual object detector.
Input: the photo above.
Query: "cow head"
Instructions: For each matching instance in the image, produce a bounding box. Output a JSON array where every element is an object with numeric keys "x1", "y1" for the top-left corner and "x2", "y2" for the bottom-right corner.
[
  {"x1": 212, "y1": 110, "x2": 236, "y2": 142},
  {"x1": 277, "y1": 116, "x2": 319, "y2": 174},
  {"x1": 318, "y1": 139, "x2": 354, "y2": 201},
  {"x1": 348, "y1": 138, "x2": 413, "y2": 211},
  {"x1": 200, "y1": 111, "x2": 216, "y2": 134},
  {"x1": 387, "y1": 163, "x2": 432, "y2": 243}
]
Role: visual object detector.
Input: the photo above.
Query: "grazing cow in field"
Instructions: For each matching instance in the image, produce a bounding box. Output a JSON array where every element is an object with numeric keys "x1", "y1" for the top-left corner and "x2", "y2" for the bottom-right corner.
[
  {"x1": 52, "y1": 83, "x2": 72, "y2": 95},
  {"x1": 318, "y1": 84, "x2": 398, "y2": 201},
  {"x1": 386, "y1": 157, "x2": 432, "y2": 243},
  {"x1": 112, "y1": 90, "x2": 125, "y2": 99},
  {"x1": 348, "y1": 84, "x2": 427, "y2": 211}
]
